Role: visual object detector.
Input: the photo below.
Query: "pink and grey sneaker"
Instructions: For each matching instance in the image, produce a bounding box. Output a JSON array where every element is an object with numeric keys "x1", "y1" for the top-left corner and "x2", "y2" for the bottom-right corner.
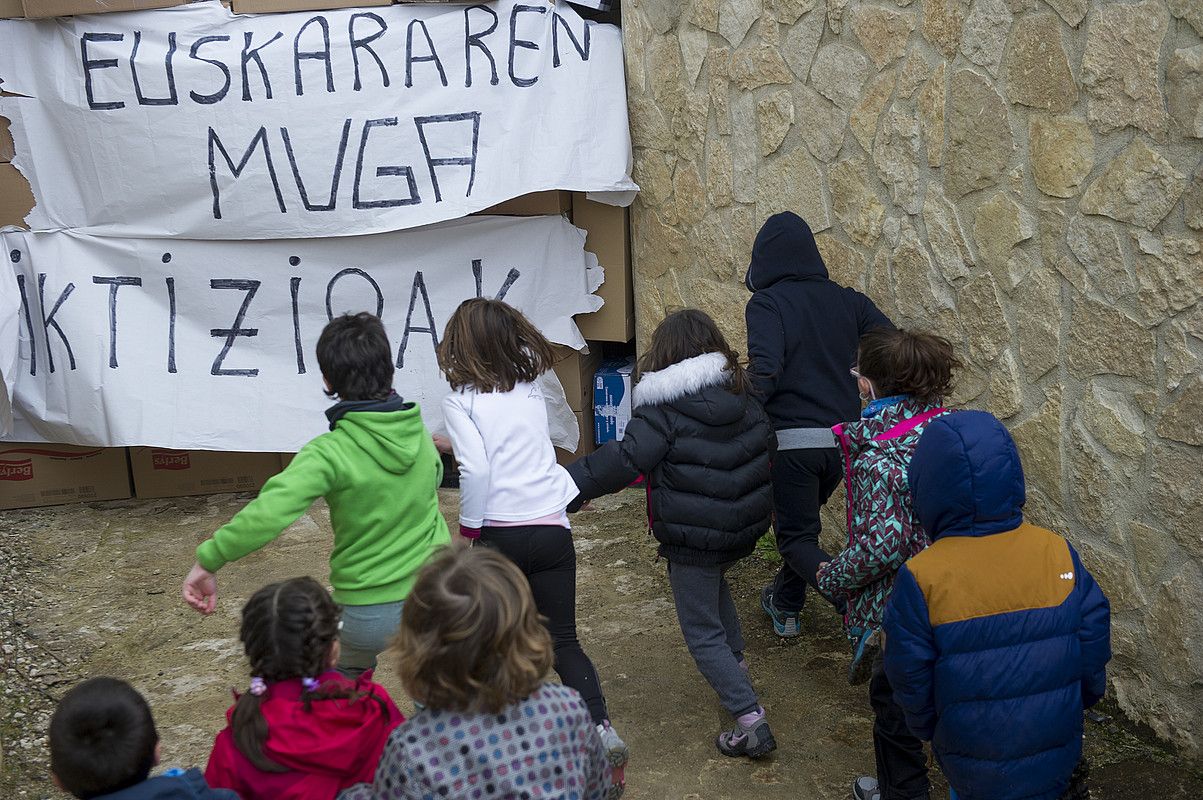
[
  {"x1": 597, "y1": 721, "x2": 628, "y2": 799},
  {"x1": 716, "y1": 707, "x2": 777, "y2": 759}
]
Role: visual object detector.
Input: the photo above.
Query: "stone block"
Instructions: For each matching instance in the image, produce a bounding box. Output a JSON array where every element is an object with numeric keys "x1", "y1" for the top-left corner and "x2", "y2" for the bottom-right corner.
[
  {"x1": 1029, "y1": 115, "x2": 1093, "y2": 198},
  {"x1": 873, "y1": 103, "x2": 925, "y2": 215},
  {"x1": 922, "y1": 0, "x2": 969, "y2": 58},
  {"x1": 921, "y1": 184, "x2": 974, "y2": 281},
  {"x1": 973, "y1": 192, "x2": 1035, "y2": 284},
  {"x1": 816, "y1": 233, "x2": 869, "y2": 291},
  {"x1": 830, "y1": 157, "x2": 886, "y2": 247},
  {"x1": 730, "y1": 44, "x2": 794, "y2": 90},
  {"x1": 1081, "y1": 1, "x2": 1169, "y2": 137},
  {"x1": 757, "y1": 90, "x2": 795, "y2": 157},
  {"x1": 811, "y1": 43, "x2": 872, "y2": 110},
  {"x1": 1134, "y1": 232, "x2": 1203, "y2": 326},
  {"x1": 1066, "y1": 216, "x2": 1135, "y2": 304},
  {"x1": 1167, "y1": 46, "x2": 1203, "y2": 139},
  {"x1": 1013, "y1": 269, "x2": 1061, "y2": 380},
  {"x1": 957, "y1": 273, "x2": 1010, "y2": 362},
  {"x1": 1067, "y1": 295, "x2": 1155, "y2": 382},
  {"x1": 1156, "y1": 375, "x2": 1203, "y2": 447},
  {"x1": 917, "y1": 64, "x2": 946, "y2": 168},
  {"x1": 1010, "y1": 386, "x2": 1062, "y2": 503},
  {"x1": 794, "y1": 84, "x2": 849, "y2": 163},
  {"x1": 987, "y1": 349, "x2": 1023, "y2": 419},
  {"x1": 946, "y1": 69, "x2": 1015, "y2": 197},
  {"x1": 783, "y1": 8, "x2": 825, "y2": 81},
  {"x1": 850, "y1": 5, "x2": 915, "y2": 68},
  {"x1": 960, "y1": 0, "x2": 1010, "y2": 76},
  {"x1": 1081, "y1": 382, "x2": 1147, "y2": 459},
  {"x1": 1004, "y1": 13, "x2": 1076, "y2": 112},
  {"x1": 718, "y1": 0, "x2": 762, "y2": 46},
  {"x1": 756, "y1": 144, "x2": 831, "y2": 232},
  {"x1": 1079, "y1": 139, "x2": 1186, "y2": 231},
  {"x1": 850, "y1": 71, "x2": 898, "y2": 154}
]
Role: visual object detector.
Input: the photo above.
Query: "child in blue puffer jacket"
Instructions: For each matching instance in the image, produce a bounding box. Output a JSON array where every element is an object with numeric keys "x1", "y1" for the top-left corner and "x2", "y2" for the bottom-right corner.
[{"x1": 884, "y1": 411, "x2": 1111, "y2": 800}]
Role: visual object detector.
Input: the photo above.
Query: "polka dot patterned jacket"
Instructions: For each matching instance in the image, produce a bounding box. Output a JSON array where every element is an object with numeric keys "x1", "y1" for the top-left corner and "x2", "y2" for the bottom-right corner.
[{"x1": 338, "y1": 683, "x2": 613, "y2": 800}]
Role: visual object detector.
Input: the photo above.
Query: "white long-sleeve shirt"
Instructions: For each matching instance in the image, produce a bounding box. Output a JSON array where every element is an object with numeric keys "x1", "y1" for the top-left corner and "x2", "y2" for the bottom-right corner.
[{"x1": 442, "y1": 381, "x2": 581, "y2": 529}]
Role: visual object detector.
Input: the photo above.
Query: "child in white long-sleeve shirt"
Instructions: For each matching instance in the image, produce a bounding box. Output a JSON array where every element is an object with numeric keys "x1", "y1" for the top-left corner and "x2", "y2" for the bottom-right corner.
[{"x1": 438, "y1": 298, "x2": 628, "y2": 787}]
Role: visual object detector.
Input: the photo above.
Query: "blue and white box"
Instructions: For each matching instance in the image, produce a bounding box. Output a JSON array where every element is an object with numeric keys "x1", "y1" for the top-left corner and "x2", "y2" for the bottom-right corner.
[{"x1": 593, "y1": 357, "x2": 635, "y2": 444}]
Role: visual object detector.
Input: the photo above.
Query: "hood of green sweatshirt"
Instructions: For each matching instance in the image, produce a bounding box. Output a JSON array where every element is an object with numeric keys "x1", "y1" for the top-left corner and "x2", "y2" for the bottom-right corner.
[{"x1": 334, "y1": 402, "x2": 426, "y2": 474}]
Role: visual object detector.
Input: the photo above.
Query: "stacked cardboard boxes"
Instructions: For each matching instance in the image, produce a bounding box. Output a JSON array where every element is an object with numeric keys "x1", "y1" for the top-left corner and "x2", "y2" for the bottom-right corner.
[
  {"x1": 128, "y1": 448, "x2": 283, "y2": 499},
  {"x1": 552, "y1": 345, "x2": 603, "y2": 466},
  {"x1": 0, "y1": 443, "x2": 131, "y2": 510}
]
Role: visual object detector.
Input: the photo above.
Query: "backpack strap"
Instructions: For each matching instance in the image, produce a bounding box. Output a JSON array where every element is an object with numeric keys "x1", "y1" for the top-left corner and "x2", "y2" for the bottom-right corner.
[{"x1": 873, "y1": 408, "x2": 949, "y2": 441}]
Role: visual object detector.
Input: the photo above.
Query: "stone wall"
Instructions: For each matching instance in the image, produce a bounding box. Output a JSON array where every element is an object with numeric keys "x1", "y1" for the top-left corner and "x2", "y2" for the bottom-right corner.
[{"x1": 621, "y1": 0, "x2": 1203, "y2": 756}]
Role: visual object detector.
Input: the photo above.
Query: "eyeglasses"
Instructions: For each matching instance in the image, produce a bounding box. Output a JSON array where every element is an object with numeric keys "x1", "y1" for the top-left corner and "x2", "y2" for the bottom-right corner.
[{"x1": 850, "y1": 363, "x2": 862, "y2": 380}]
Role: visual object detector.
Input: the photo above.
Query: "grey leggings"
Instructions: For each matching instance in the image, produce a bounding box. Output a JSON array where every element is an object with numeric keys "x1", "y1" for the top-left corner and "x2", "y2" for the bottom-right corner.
[
  {"x1": 668, "y1": 561, "x2": 760, "y2": 718},
  {"x1": 338, "y1": 599, "x2": 405, "y2": 676}
]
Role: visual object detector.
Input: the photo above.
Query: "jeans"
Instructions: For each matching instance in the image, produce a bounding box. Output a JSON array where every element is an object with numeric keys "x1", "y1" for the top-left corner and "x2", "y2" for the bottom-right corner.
[
  {"x1": 338, "y1": 599, "x2": 406, "y2": 676},
  {"x1": 668, "y1": 561, "x2": 760, "y2": 718},
  {"x1": 870, "y1": 654, "x2": 929, "y2": 800},
  {"x1": 478, "y1": 525, "x2": 609, "y2": 725},
  {"x1": 770, "y1": 448, "x2": 844, "y2": 612}
]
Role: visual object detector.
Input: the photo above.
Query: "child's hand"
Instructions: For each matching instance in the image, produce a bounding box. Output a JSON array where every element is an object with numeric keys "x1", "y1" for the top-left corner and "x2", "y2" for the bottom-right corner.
[
  {"x1": 432, "y1": 434, "x2": 453, "y2": 455},
  {"x1": 182, "y1": 563, "x2": 218, "y2": 615}
]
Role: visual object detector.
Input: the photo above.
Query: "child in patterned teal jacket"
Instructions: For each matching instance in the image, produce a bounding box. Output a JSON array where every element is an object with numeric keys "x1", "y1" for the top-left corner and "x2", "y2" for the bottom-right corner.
[{"x1": 816, "y1": 327, "x2": 959, "y2": 800}]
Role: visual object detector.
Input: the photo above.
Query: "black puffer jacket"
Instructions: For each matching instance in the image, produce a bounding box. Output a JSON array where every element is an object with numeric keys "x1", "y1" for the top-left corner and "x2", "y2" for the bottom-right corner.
[{"x1": 567, "y1": 352, "x2": 775, "y2": 566}]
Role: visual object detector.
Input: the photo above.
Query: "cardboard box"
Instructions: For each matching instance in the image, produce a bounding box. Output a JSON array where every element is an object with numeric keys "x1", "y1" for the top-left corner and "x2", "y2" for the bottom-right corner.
[
  {"x1": 0, "y1": 443, "x2": 131, "y2": 510},
  {"x1": 232, "y1": 0, "x2": 391, "y2": 12},
  {"x1": 555, "y1": 409, "x2": 596, "y2": 467},
  {"x1": 0, "y1": 0, "x2": 24, "y2": 18},
  {"x1": 22, "y1": 0, "x2": 185, "y2": 17},
  {"x1": 0, "y1": 163, "x2": 34, "y2": 228},
  {"x1": 130, "y1": 448, "x2": 282, "y2": 499},
  {"x1": 593, "y1": 357, "x2": 634, "y2": 444},
  {"x1": 0, "y1": 116, "x2": 13, "y2": 162},
  {"x1": 573, "y1": 194, "x2": 634, "y2": 343},
  {"x1": 552, "y1": 345, "x2": 603, "y2": 412},
  {"x1": 479, "y1": 191, "x2": 572, "y2": 217}
]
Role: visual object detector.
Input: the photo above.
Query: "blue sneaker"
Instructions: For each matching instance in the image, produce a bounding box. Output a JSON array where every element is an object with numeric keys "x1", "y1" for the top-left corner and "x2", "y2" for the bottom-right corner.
[
  {"x1": 848, "y1": 627, "x2": 880, "y2": 685},
  {"x1": 760, "y1": 585, "x2": 801, "y2": 638}
]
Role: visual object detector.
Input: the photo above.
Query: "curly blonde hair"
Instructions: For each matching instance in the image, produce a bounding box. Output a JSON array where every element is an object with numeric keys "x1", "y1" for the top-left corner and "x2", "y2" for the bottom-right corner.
[{"x1": 394, "y1": 547, "x2": 553, "y2": 714}]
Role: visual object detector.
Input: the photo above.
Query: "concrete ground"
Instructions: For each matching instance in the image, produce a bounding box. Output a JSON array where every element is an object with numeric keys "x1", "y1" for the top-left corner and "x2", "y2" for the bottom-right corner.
[{"x1": 1, "y1": 489, "x2": 1199, "y2": 799}]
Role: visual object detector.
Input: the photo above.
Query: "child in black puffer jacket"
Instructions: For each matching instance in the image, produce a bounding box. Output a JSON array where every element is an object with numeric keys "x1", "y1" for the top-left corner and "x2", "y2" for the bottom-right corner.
[{"x1": 567, "y1": 309, "x2": 777, "y2": 759}]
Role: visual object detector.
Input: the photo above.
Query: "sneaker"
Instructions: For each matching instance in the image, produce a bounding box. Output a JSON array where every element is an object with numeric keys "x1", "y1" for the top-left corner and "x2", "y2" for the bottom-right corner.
[
  {"x1": 848, "y1": 627, "x2": 880, "y2": 686},
  {"x1": 760, "y1": 585, "x2": 801, "y2": 638},
  {"x1": 853, "y1": 776, "x2": 881, "y2": 800},
  {"x1": 716, "y1": 707, "x2": 777, "y2": 759},
  {"x1": 596, "y1": 721, "x2": 628, "y2": 799}
]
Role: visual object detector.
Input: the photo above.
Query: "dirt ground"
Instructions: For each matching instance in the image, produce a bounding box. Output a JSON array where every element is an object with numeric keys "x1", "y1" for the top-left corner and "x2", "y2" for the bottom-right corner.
[{"x1": 2, "y1": 488, "x2": 1200, "y2": 799}]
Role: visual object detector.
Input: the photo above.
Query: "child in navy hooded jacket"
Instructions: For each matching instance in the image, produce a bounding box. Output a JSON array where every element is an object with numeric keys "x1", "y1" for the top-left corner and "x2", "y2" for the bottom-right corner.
[
  {"x1": 744, "y1": 211, "x2": 892, "y2": 636},
  {"x1": 884, "y1": 411, "x2": 1111, "y2": 800}
]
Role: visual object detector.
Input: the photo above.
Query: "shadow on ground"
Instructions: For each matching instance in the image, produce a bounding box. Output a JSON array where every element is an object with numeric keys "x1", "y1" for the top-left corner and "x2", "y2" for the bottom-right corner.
[{"x1": 1, "y1": 489, "x2": 1199, "y2": 799}]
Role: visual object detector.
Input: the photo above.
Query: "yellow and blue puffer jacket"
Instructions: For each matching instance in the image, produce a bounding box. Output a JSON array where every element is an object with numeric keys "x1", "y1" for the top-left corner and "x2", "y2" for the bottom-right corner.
[{"x1": 883, "y1": 411, "x2": 1111, "y2": 800}]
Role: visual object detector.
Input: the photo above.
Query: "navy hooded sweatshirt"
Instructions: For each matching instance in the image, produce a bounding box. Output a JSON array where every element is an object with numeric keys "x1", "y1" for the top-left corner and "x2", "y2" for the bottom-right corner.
[
  {"x1": 883, "y1": 411, "x2": 1111, "y2": 800},
  {"x1": 744, "y1": 212, "x2": 892, "y2": 430}
]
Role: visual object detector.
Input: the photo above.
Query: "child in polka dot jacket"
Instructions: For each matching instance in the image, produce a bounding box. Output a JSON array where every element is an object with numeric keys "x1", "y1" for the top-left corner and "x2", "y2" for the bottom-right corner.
[{"x1": 339, "y1": 546, "x2": 620, "y2": 800}]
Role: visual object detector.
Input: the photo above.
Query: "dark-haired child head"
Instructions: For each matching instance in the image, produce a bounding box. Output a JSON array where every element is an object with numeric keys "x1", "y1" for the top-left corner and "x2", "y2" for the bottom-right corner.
[
  {"x1": 317, "y1": 312, "x2": 394, "y2": 401},
  {"x1": 49, "y1": 677, "x2": 160, "y2": 799},
  {"x1": 854, "y1": 328, "x2": 960, "y2": 405}
]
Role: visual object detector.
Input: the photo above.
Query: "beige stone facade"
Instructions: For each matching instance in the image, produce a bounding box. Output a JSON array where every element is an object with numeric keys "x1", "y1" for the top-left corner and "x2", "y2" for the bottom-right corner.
[{"x1": 621, "y1": 0, "x2": 1203, "y2": 756}]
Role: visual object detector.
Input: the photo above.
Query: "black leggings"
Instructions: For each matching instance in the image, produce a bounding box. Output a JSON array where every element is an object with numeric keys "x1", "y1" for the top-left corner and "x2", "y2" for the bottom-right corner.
[{"x1": 478, "y1": 525, "x2": 609, "y2": 725}]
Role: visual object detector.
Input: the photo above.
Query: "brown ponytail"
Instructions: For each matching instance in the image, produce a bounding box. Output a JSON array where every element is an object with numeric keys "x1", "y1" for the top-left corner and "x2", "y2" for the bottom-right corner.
[
  {"x1": 855, "y1": 328, "x2": 960, "y2": 405},
  {"x1": 231, "y1": 577, "x2": 375, "y2": 773}
]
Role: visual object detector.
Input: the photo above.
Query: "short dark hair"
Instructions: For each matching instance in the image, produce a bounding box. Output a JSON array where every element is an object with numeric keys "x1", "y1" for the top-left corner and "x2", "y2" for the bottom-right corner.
[
  {"x1": 49, "y1": 677, "x2": 158, "y2": 799},
  {"x1": 856, "y1": 328, "x2": 960, "y2": 405},
  {"x1": 316, "y1": 312, "x2": 394, "y2": 401}
]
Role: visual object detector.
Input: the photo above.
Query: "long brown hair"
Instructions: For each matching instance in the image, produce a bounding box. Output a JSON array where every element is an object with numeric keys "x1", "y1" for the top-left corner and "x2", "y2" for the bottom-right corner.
[
  {"x1": 438, "y1": 298, "x2": 556, "y2": 393},
  {"x1": 637, "y1": 309, "x2": 751, "y2": 394},
  {"x1": 231, "y1": 577, "x2": 379, "y2": 773},
  {"x1": 394, "y1": 547, "x2": 553, "y2": 714},
  {"x1": 856, "y1": 328, "x2": 960, "y2": 405}
]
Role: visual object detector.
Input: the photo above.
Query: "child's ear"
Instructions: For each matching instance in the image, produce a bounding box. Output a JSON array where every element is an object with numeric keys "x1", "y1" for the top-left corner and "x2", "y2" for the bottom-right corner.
[{"x1": 153, "y1": 741, "x2": 162, "y2": 768}]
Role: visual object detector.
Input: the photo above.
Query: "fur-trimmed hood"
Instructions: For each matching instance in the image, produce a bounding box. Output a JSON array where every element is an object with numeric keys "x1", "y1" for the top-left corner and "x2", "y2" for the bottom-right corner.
[{"x1": 633, "y1": 352, "x2": 731, "y2": 408}]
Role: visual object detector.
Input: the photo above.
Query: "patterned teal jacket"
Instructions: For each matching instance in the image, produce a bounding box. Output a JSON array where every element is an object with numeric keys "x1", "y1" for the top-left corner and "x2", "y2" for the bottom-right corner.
[{"x1": 817, "y1": 397, "x2": 950, "y2": 635}]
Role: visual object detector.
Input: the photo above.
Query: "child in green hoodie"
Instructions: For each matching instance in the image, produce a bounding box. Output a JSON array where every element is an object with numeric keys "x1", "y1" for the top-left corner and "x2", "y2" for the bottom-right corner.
[{"x1": 181, "y1": 312, "x2": 451, "y2": 674}]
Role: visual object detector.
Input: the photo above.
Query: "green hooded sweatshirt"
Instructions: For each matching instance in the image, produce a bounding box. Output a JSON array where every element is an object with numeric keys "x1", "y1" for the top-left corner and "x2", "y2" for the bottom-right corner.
[{"x1": 195, "y1": 400, "x2": 450, "y2": 605}]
